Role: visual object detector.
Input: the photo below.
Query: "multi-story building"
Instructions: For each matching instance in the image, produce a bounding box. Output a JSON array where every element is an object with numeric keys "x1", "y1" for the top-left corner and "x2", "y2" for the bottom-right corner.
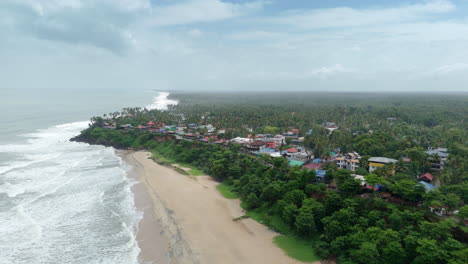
[
  {"x1": 336, "y1": 152, "x2": 361, "y2": 171},
  {"x1": 425, "y1": 147, "x2": 448, "y2": 171}
]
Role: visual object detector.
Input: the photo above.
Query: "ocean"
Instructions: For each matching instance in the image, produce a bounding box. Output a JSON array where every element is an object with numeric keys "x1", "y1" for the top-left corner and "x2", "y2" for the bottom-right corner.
[{"x1": 0, "y1": 89, "x2": 177, "y2": 264}]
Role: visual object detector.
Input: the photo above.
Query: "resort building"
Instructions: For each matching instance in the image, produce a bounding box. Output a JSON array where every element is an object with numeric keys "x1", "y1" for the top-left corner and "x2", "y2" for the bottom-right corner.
[{"x1": 368, "y1": 157, "x2": 398, "y2": 173}]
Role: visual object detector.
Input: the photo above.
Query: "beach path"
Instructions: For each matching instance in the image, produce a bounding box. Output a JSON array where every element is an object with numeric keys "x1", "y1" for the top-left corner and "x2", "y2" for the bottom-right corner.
[{"x1": 131, "y1": 151, "x2": 309, "y2": 264}]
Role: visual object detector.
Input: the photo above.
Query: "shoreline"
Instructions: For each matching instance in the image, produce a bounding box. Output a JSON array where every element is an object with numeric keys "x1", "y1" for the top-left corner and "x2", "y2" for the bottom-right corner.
[
  {"x1": 123, "y1": 150, "x2": 308, "y2": 264},
  {"x1": 121, "y1": 150, "x2": 197, "y2": 264}
]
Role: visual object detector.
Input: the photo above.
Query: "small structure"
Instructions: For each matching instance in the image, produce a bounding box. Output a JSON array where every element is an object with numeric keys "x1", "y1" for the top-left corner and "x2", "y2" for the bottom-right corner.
[
  {"x1": 289, "y1": 160, "x2": 305, "y2": 167},
  {"x1": 316, "y1": 170, "x2": 326, "y2": 182},
  {"x1": 352, "y1": 174, "x2": 366, "y2": 186},
  {"x1": 419, "y1": 181, "x2": 436, "y2": 192},
  {"x1": 418, "y1": 172, "x2": 434, "y2": 183},
  {"x1": 322, "y1": 122, "x2": 338, "y2": 133},
  {"x1": 429, "y1": 205, "x2": 452, "y2": 217},
  {"x1": 304, "y1": 163, "x2": 322, "y2": 170}
]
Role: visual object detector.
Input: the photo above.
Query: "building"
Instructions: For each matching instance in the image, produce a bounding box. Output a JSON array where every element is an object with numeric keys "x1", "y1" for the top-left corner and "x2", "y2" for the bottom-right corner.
[
  {"x1": 245, "y1": 141, "x2": 267, "y2": 152},
  {"x1": 419, "y1": 172, "x2": 434, "y2": 183},
  {"x1": 283, "y1": 147, "x2": 312, "y2": 162},
  {"x1": 335, "y1": 152, "x2": 361, "y2": 171},
  {"x1": 419, "y1": 181, "x2": 436, "y2": 192},
  {"x1": 368, "y1": 157, "x2": 398, "y2": 173},
  {"x1": 425, "y1": 147, "x2": 448, "y2": 171},
  {"x1": 322, "y1": 122, "x2": 338, "y2": 133},
  {"x1": 289, "y1": 160, "x2": 305, "y2": 167},
  {"x1": 304, "y1": 163, "x2": 322, "y2": 170},
  {"x1": 231, "y1": 137, "x2": 252, "y2": 144}
]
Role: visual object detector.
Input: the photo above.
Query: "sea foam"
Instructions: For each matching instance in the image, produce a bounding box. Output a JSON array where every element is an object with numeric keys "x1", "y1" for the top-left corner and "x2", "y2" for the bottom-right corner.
[{"x1": 0, "y1": 121, "x2": 141, "y2": 264}]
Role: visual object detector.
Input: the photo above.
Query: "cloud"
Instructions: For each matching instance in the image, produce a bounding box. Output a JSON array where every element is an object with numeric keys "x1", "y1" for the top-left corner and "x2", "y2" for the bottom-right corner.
[
  {"x1": 150, "y1": 0, "x2": 266, "y2": 26},
  {"x1": 270, "y1": 0, "x2": 455, "y2": 29},
  {"x1": 432, "y1": 63, "x2": 468, "y2": 74},
  {"x1": 0, "y1": 0, "x2": 151, "y2": 54},
  {"x1": 246, "y1": 64, "x2": 356, "y2": 81}
]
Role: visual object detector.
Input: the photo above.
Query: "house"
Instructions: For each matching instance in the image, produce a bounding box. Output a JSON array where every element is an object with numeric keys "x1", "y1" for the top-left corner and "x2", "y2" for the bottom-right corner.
[
  {"x1": 289, "y1": 160, "x2": 305, "y2": 167},
  {"x1": 316, "y1": 170, "x2": 326, "y2": 182},
  {"x1": 291, "y1": 137, "x2": 305, "y2": 144},
  {"x1": 245, "y1": 141, "x2": 267, "y2": 152},
  {"x1": 368, "y1": 157, "x2": 397, "y2": 173},
  {"x1": 335, "y1": 152, "x2": 361, "y2": 171},
  {"x1": 118, "y1": 124, "x2": 133, "y2": 129},
  {"x1": 419, "y1": 172, "x2": 434, "y2": 183},
  {"x1": 352, "y1": 174, "x2": 366, "y2": 186},
  {"x1": 231, "y1": 137, "x2": 252, "y2": 144},
  {"x1": 285, "y1": 147, "x2": 298, "y2": 153},
  {"x1": 429, "y1": 205, "x2": 455, "y2": 216},
  {"x1": 322, "y1": 122, "x2": 338, "y2": 133},
  {"x1": 304, "y1": 163, "x2": 322, "y2": 170},
  {"x1": 217, "y1": 128, "x2": 226, "y2": 134},
  {"x1": 425, "y1": 147, "x2": 448, "y2": 171},
  {"x1": 270, "y1": 135, "x2": 285, "y2": 147},
  {"x1": 282, "y1": 147, "x2": 312, "y2": 162}
]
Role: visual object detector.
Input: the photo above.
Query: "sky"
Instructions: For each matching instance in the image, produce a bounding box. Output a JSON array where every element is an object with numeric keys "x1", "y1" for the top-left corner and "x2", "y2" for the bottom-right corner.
[{"x1": 1, "y1": 0, "x2": 468, "y2": 92}]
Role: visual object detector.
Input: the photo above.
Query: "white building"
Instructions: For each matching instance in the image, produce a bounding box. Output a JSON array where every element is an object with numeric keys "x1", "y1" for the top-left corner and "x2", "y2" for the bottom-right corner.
[{"x1": 425, "y1": 147, "x2": 448, "y2": 171}]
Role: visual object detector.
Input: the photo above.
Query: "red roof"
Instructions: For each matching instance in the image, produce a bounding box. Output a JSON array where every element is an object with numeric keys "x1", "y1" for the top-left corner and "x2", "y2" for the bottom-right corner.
[
  {"x1": 304, "y1": 163, "x2": 322, "y2": 170},
  {"x1": 147, "y1": 121, "x2": 155, "y2": 125},
  {"x1": 290, "y1": 129, "x2": 299, "y2": 133},
  {"x1": 286, "y1": 147, "x2": 298, "y2": 153},
  {"x1": 419, "y1": 172, "x2": 434, "y2": 181}
]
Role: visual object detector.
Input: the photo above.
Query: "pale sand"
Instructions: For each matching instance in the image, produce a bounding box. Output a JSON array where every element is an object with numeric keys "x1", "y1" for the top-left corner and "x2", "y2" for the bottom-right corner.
[{"x1": 128, "y1": 151, "x2": 309, "y2": 264}]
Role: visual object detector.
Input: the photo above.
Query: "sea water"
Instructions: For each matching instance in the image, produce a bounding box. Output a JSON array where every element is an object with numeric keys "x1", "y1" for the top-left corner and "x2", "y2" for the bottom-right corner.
[{"x1": 0, "y1": 89, "x2": 177, "y2": 264}]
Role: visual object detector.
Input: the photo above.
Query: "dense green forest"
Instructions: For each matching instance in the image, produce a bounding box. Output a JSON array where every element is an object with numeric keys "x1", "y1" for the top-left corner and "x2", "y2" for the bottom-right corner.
[{"x1": 74, "y1": 92, "x2": 467, "y2": 263}]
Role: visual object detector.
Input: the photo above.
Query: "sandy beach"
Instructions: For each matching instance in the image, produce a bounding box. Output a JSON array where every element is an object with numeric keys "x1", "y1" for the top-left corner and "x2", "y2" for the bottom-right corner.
[{"x1": 125, "y1": 151, "x2": 306, "y2": 264}]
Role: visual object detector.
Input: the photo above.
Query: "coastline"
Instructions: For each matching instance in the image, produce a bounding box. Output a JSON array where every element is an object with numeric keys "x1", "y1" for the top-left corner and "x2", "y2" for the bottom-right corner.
[{"x1": 123, "y1": 150, "x2": 307, "y2": 264}]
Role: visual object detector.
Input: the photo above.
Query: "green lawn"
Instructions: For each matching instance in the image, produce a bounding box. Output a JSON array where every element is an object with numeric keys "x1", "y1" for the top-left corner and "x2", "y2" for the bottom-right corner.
[
  {"x1": 273, "y1": 235, "x2": 320, "y2": 263},
  {"x1": 151, "y1": 151, "x2": 205, "y2": 176},
  {"x1": 243, "y1": 205, "x2": 292, "y2": 234},
  {"x1": 216, "y1": 182, "x2": 239, "y2": 199}
]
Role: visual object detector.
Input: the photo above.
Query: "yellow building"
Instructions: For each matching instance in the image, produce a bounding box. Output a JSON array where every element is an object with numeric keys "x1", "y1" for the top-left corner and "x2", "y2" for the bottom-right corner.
[{"x1": 368, "y1": 157, "x2": 397, "y2": 173}]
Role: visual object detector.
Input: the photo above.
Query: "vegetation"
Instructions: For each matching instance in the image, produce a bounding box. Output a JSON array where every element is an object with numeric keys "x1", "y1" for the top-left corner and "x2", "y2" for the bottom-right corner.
[
  {"x1": 216, "y1": 182, "x2": 239, "y2": 199},
  {"x1": 73, "y1": 92, "x2": 468, "y2": 263},
  {"x1": 273, "y1": 235, "x2": 320, "y2": 263}
]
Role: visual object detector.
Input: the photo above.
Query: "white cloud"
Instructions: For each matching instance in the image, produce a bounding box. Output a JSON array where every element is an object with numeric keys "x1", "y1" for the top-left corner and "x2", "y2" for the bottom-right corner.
[
  {"x1": 0, "y1": 0, "x2": 152, "y2": 54},
  {"x1": 188, "y1": 29, "x2": 203, "y2": 37},
  {"x1": 432, "y1": 63, "x2": 468, "y2": 74},
  {"x1": 246, "y1": 64, "x2": 356, "y2": 81},
  {"x1": 150, "y1": 0, "x2": 265, "y2": 26},
  {"x1": 270, "y1": 0, "x2": 455, "y2": 29}
]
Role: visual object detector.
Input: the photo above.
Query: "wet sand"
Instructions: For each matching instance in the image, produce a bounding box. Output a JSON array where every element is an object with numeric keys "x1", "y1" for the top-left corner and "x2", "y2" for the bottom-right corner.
[{"x1": 125, "y1": 150, "x2": 307, "y2": 264}]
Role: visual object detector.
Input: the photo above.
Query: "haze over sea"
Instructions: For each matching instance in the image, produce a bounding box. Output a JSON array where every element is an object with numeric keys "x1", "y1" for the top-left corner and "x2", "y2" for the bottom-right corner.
[{"x1": 0, "y1": 89, "x2": 177, "y2": 264}]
